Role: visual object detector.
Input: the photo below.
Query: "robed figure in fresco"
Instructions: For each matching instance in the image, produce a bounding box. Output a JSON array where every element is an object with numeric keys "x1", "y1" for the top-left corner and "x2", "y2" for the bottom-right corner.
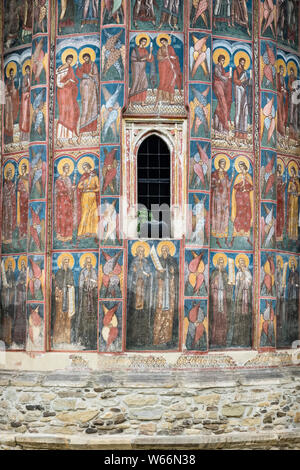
[
  {"x1": 129, "y1": 36, "x2": 154, "y2": 107},
  {"x1": 4, "y1": 67, "x2": 19, "y2": 145},
  {"x1": 287, "y1": 164, "x2": 300, "y2": 244},
  {"x1": 0, "y1": 260, "x2": 16, "y2": 348},
  {"x1": 233, "y1": 56, "x2": 251, "y2": 140},
  {"x1": 277, "y1": 65, "x2": 288, "y2": 137},
  {"x1": 12, "y1": 258, "x2": 27, "y2": 347},
  {"x1": 19, "y1": 65, "x2": 31, "y2": 142},
  {"x1": 286, "y1": 257, "x2": 299, "y2": 345},
  {"x1": 76, "y1": 160, "x2": 100, "y2": 240},
  {"x1": 81, "y1": 0, "x2": 99, "y2": 26},
  {"x1": 155, "y1": 36, "x2": 182, "y2": 106},
  {"x1": 54, "y1": 160, "x2": 75, "y2": 243},
  {"x1": 133, "y1": 0, "x2": 156, "y2": 28},
  {"x1": 276, "y1": 161, "x2": 286, "y2": 242},
  {"x1": 275, "y1": 256, "x2": 287, "y2": 347},
  {"x1": 52, "y1": 255, "x2": 75, "y2": 346},
  {"x1": 209, "y1": 254, "x2": 233, "y2": 348},
  {"x1": 2, "y1": 165, "x2": 16, "y2": 246},
  {"x1": 158, "y1": 0, "x2": 181, "y2": 30},
  {"x1": 56, "y1": 54, "x2": 80, "y2": 147},
  {"x1": 212, "y1": 54, "x2": 232, "y2": 134},
  {"x1": 287, "y1": 66, "x2": 299, "y2": 140},
  {"x1": 16, "y1": 161, "x2": 29, "y2": 244},
  {"x1": 76, "y1": 52, "x2": 99, "y2": 144},
  {"x1": 231, "y1": 255, "x2": 252, "y2": 348},
  {"x1": 76, "y1": 255, "x2": 98, "y2": 350},
  {"x1": 152, "y1": 243, "x2": 178, "y2": 347},
  {"x1": 126, "y1": 243, "x2": 152, "y2": 349},
  {"x1": 230, "y1": 159, "x2": 253, "y2": 247},
  {"x1": 210, "y1": 156, "x2": 233, "y2": 247}
]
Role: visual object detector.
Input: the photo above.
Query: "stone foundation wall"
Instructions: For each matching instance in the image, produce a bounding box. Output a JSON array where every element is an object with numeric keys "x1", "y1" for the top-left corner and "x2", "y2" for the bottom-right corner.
[{"x1": 0, "y1": 366, "x2": 300, "y2": 449}]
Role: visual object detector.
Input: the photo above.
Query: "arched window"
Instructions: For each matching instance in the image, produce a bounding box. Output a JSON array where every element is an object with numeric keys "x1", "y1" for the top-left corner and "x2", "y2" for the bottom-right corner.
[{"x1": 137, "y1": 134, "x2": 171, "y2": 238}]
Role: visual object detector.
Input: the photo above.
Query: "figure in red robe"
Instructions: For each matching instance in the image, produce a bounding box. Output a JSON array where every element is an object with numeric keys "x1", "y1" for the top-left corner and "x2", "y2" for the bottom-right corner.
[
  {"x1": 17, "y1": 162, "x2": 29, "y2": 242},
  {"x1": 54, "y1": 162, "x2": 75, "y2": 243},
  {"x1": 4, "y1": 68, "x2": 19, "y2": 144},
  {"x1": 129, "y1": 37, "x2": 154, "y2": 106},
  {"x1": 156, "y1": 38, "x2": 182, "y2": 105},
  {"x1": 19, "y1": 65, "x2": 31, "y2": 142},
  {"x1": 102, "y1": 147, "x2": 118, "y2": 194},
  {"x1": 276, "y1": 162, "x2": 286, "y2": 242},
  {"x1": 212, "y1": 54, "x2": 232, "y2": 133}
]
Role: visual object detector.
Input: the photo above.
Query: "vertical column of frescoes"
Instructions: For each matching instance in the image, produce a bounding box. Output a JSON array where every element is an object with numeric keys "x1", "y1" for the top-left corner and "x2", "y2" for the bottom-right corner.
[
  {"x1": 50, "y1": 0, "x2": 101, "y2": 352},
  {"x1": 208, "y1": 0, "x2": 255, "y2": 351},
  {"x1": 99, "y1": 1, "x2": 125, "y2": 353},
  {"x1": 183, "y1": 1, "x2": 212, "y2": 352},
  {"x1": 26, "y1": 0, "x2": 50, "y2": 352},
  {"x1": 0, "y1": 1, "x2": 33, "y2": 352}
]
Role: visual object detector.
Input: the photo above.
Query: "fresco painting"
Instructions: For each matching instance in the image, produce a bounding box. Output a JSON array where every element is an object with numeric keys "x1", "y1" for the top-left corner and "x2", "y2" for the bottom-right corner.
[
  {"x1": 30, "y1": 87, "x2": 47, "y2": 142},
  {"x1": 100, "y1": 146, "x2": 121, "y2": 196},
  {"x1": 189, "y1": 141, "x2": 211, "y2": 191},
  {"x1": 277, "y1": 0, "x2": 298, "y2": 51},
  {"x1": 259, "y1": 299, "x2": 276, "y2": 348},
  {"x1": 99, "y1": 301, "x2": 122, "y2": 352},
  {"x1": 260, "y1": 40, "x2": 276, "y2": 92},
  {"x1": 212, "y1": 0, "x2": 252, "y2": 39},
  {"x1": 99, "y1": 248, "x2": 123, "y2": 299},
  {"x1": 189, "y1": 84, "x2": 211, "y2": 139},
  {"x1": 27, "y1": 255, "x2": 45, "y2": 301},
  {"x1": 29, "y1": 145, "x2": 47, "y2": 200},
  {"x1": 101, "y1": 27, "x2": 125, "y2": 82},
  {"x1": 209, "y1": 251, "x2": 253, "y2": 349},
  {"x1": 184, "y1": 299, "x2": 208, "y2": 351},
  {"x1": 212, "y1": 40, "x2": 253, "y2": 150},
  {"x1": 126, "y1": 240, "x2": 180, "y2": 351},
  {"x1": 260, "y1": 252, "x2": 276, "y2": 297},
  {"x1": 101, "y1": 83, "x2": 124, "y2": 143},
  {"x1": 184, "y1": 249, "x2": 209, "y2": 297},
  {"x1": 0, "y1": 255, "x2": 27, "y2": 350},
  {"x1": 32, "y1": 37, "x2": 48, "y2": 86},
  {"x1": 189, "y1": 0, "x2": 211, "y2": 30},
  {"x1": 3, "y1": 0, "x2": 33, "y2": 49},
  {"x1": 131, "y1": 0, "x2": 184, "y2": 31},
  {"x1": 102, "y1": 0, "x2": 125, "y2": 25},
  {"x1": 260, "y1": 0, "x2": 276, "y2": 39},
  {"x1": 189, "y1": 33, "x2": 211, "y2": 83},
  {"x1": 57, "y1": 0, "x2": 100, "y2": 35},
  {"x1": 260, "y1": 150, "x2": 276, "y2": 200},
  {"x1": 186, "y1": 192, "x2": 210, "y2": 247},
  {"x1": 51, "y1": 251, "x2": 98, "y2": 350},
  {"x1": 26, "y1": 303, "x2": 45, "y2": 351},
  {"x1": 260, "y1": 91, "x2": 277, "y2": 149}
]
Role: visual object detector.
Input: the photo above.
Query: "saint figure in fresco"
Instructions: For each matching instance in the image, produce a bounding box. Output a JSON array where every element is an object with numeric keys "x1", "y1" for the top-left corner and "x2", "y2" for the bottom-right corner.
[
  {"x1": 230, "y1": 160, "x2": 253, "y2": 247},
  {"x1": 260, "y1": 301, "x2": 275, "y2": 348},
  {"x1": 2, "y1": 166, "x2": 16, "y2": 245},
  {"x1": 231, "y1": 256, "x2": 252, "y2": 348},
  {"x1": 186, "y1": 302, "x2": 207, "y2": 351},
  {"x1": 52, "y1": 256, "x2": 75, "y2": 346},
  {"x1": 126, "y1": 243, "x2": 152, "y2": 349},
  {"x1": 81, "y1": 0, "x2": 99, "y2": 26},
  {"x1": 277, "y1": 65, "x2": 288, "y2": 137},
  {"x1": 287, "y1": 257, "x2": 299, "y2": 344},
  {"x1": 152, "y1": 243, "x2": 178, "y2": 347},
  {"x1": 76, "y1": 53, "x2": 99, "y2": 145},
  {"x1": 287, "y1": 66, "x2": 299, "y2": 140},
  {"x1": 12, "y1": 258, "x2": 27, "y2": 347},
  {"x1": 4, "y1": 67, "x2": 19, "y2": 145},
  {"x1": 133, "y1": 0, "x2": 156, "y2": 28},
  {"x1": 209, "y1": 254, "x2": 233, "y2": 348},
  {"x1": 16, "y1": 161, "x2": 29, "y2": 244},
  {"x1": 0, "y1": 260, "x2": 15, "y2": 348},
  {"x1": 54, "y1": 161, "x2": 75, "y2": 243},
  {"x1": 287, "y1": 164, "x2": 300, "y2": 244},
  {"x1": 56, "y1": 54, "x2": 80, "y2": 147},
  {"x1": 129, "y1": 36, "x2": 154, "y2": 107},
  {"x1": 19, "y1": 65, "x2": 31, "y2": 142},
  {"x1": 231, "y1": 0, "x2": 251, "y2": 36},
  {"x1": 58, "y1": 0, "x2": 75, "y2": 33},
  {"x1": 76, "y1": 255, "x2": 98, "y2": 350},
  {"x1": 158, "y1": 0, "x2": 181, "y2": 30},
  {"x1": 210, "y1": 157, "x2": 233, "y2": 248},
  {"x1": 233, "y1": 57, "x2": 251, "y2": 140},
  {"x1": 155, "y1": 36, "x2": 182, "y2": 106},
  {"x1": 212, "y1": 54, "x2": 232, "y2": 134},
  {"x1": 77, "y1": 161, "x2": 100, "y2": 240},
  {"x1": 275, "y1": 256, "x2": 287, "y2": 347},
  {"x1": 276, "y1": 161, "x2": 286, "y2": 242}
]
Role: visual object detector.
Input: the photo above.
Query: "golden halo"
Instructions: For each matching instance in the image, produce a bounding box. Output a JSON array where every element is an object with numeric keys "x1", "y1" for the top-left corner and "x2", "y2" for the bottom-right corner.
[
  {"x1": 4, "y1": 162, "x2": 15, "y2": 179},
  {"x1": 213, "y1": 48, "x2": 230, "y2": 67},
  {"x1": 131, "y1": 241, "x2": 150, "y2": 257},
  {"x1": 289, "y1": 256, "x2": 298, "y2": 269},
  {"x1": 22, "y1": 59, "x2": 31, "y2": 76},
  {"x1": 61, "y1": 48, "x2": 78, "y2": 67},
  {"x1": 276, "y1": 255, "x2": 284, "y2": 268},
  {"x1": 6, "y1": 61, "x2": 17, "y2": 78},
  {"x1": 57, "y1": 157, "x2": 75, "y2": 176},
  {"x1": 156, "y1": 33, "x2": 171, "y2": 47},
  {"x1": 157, "y1": 241, "x2": 176, "y2": 257},
  {"x1": 4, "y1": 257, "x2": 16, "y2": 272},
  {"x1": 276, "y1": 59, "x2": 287, "y2": 76},
  {"x1": 214, "y1": 154, "x2": 230, "y2": 171},
  {"x1": 212, "y1": 253, "x2": 228, "y2": 267},
  {"x1": 18, "y1": 255, "x2": 27, "y2": 271},
  {"x1": 79, "y1": 253, "x2": 97, "y2": 268},
  {"x1": 288, "y1": 160, "x2": 298, "y2": 177},
  {"x1": 77, "y1": 156, "x2": 95, "y2": 174},
  {"x1": 234, "y1": 51, "x2": 251, "y2": 70},
  {"x1": 18, "y1": 158, "x2": 29, "y2": 175},
  {"x1": 277, "y1": 157, "x2": 285, "y2": 175},
  {"x1": 234, "y1": 156, "x2": 250, "y2": 173},
  {"x1": 235, "y1": 253, "x2": 250, "y2": 268},
  {"x1": 135, "y1": 33, "x2": 150, "y2": 47},
  {"x1": 79, "y1": 47, "x2": 96, "y2": 64},
  {"x1": 57, "y1": 253, "x2": 74, "y2": 269},
  {"x1": 287, "y1": 61, "x2": 297, "y2": 76}
]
